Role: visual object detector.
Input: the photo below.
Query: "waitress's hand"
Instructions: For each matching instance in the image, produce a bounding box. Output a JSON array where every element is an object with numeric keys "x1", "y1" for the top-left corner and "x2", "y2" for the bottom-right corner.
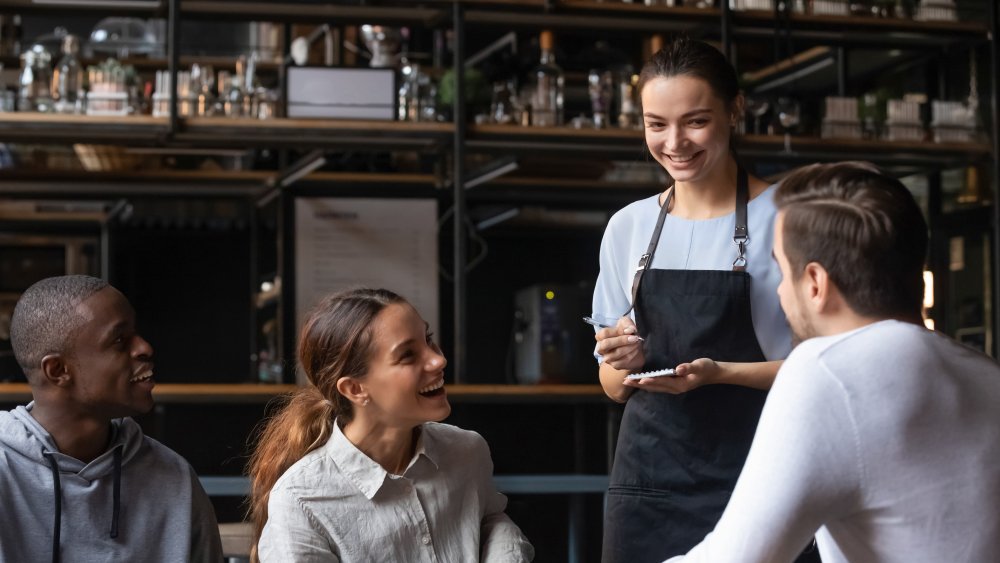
[
  {"x1": 595, "y1": 317, "x2": 645, "y2": 373},
  {"x1": 623, "y1": 357, "x2": 721, "y2": 395}
]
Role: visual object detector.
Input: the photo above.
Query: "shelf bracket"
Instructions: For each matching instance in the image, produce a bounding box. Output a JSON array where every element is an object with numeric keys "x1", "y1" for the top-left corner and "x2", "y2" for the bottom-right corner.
[
  {"x1": 257, "y1": 149, "x2": 326, "y2": 208},
  {"x1": 465, "y1": 32, "x2": 517, "y2": 69},
  {"x1": 464, "y1": 156, "x2": 519, "y2": 190},
  {"x1": 474, "y1": 207, "x2": 520, "y2": 231}
]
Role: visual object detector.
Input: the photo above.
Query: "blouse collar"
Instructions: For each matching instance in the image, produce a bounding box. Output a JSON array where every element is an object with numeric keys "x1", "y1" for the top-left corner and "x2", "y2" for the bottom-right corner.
[{"x1": 327, "y1": 420, "x2": 441, "y2": 500}]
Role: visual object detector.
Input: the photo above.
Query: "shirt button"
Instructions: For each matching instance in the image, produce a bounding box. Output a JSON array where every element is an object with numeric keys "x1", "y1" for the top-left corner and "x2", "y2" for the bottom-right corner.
[{"x1": 422, "y1": 535, "x2": 431, "y2": 545}]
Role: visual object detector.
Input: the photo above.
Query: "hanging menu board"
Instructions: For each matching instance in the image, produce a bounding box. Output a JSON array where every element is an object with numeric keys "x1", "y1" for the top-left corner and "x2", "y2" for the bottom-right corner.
[{"x1": 295, "y1": 198, "x2": 439, "y2": 381}]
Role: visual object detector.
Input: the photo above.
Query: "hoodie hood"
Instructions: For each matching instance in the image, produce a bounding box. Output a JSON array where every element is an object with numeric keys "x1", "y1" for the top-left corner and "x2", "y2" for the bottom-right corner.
[
  {"x1": 0, "y1": 404, "x2": 223, "y2": 563},
  {"x1": 0, "y1": 403, "x2": 144, "y2": 476},
  {"x1": 0, "y1": 403, "x2": 143, "y2": 563}
]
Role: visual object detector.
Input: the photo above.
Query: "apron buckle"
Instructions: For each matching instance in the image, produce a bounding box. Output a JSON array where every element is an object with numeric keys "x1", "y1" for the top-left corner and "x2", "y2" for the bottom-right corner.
[
  {"x1": 636, "y1": 253, "x2": 651, "y2": 272},
  {"x1": 732, "y1": 237, "x2": 748, "y2": 272}
]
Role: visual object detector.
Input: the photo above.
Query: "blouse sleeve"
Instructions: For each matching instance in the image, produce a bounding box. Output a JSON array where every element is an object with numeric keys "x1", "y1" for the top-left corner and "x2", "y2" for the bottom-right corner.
[
  {"x1": 592, "y1": 211, "x2": 634, "y2": 346},
  {"x1": 474, "y1": 435, "x2": 535, "y2": 562},
  {"x1": 258, "y1": 487, "x2": 340, "y2": 563}
]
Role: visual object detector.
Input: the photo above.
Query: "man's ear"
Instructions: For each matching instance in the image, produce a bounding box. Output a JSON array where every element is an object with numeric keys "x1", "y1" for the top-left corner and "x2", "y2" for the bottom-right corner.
[
  {"x1": 39, "y1": 354, "x2": 72, "y2": 387},
  {"x1": 335, "y1": 376, "x2": 368, "y2": 408},
  {"x1": 801, "y1": 262, "x2": 832, "y2": 311}
]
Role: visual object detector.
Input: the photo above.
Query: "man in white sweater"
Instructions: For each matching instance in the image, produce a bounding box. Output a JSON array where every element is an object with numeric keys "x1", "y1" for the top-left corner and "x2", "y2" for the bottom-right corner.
[{"x1": 666, "y1": 162, "x2": 1000, "y2": 563}]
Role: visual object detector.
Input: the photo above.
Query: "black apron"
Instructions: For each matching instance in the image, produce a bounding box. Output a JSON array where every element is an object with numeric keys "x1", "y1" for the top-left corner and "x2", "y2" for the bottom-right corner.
[{"x1": 602, "y1": 168, "x2": 820, "y2": 563}]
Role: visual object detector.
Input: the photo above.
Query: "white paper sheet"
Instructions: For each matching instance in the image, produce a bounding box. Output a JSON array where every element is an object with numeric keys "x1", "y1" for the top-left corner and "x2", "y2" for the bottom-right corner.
[{"x1": 295, "y1": 198, "x2": 438, "y2": 382}]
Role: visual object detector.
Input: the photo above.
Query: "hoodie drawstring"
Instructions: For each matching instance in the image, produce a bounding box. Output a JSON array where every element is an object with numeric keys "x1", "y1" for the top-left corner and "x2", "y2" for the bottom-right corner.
[
  {"x1": 42, "y1": 444, "x2": 123, "y2": 563},
  {"x1": 42, "y1": 452, "x2": 62, "y2": 563},
  {"x1": 110, "y1": 446, "x2": 122, "y2": 539}
]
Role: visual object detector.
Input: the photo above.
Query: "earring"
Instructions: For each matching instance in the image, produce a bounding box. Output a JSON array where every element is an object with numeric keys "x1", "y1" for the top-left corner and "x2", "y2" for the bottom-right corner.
[{"x1": 362, "y1": 398, "x2": 370, "y2": 406}]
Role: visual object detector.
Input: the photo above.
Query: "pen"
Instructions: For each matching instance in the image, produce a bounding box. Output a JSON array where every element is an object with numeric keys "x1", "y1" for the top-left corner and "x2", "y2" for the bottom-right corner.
[
  {"x1": 582, "y1": 316, "x2": 611, "y2": 328},
  {"x1": 582, "y1": 317, "x2": 644, "y2": 341}
]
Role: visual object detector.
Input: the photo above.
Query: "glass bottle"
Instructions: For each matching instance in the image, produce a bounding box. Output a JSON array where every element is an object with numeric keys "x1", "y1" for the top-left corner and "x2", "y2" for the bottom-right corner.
[
  {"x1": 18, "y1": 46, "x2": 52, "y2": 112},
  {"x1": 52, "y1": 34, "x2": 82, "y2": 114},
  {"x1": 529, "y1": 30, "x2": 564, "y2": 127},
  {"x1": 588, "y1": 69, "x2": 612, "y2": 129},
  {"x1": 0, "y1": 15, "x2": 23, "y2": 57}
]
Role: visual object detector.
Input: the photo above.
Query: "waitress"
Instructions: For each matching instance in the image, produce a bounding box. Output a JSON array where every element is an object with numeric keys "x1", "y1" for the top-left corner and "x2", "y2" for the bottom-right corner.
[{"x1": 592, "y1": 38, "x2": 818, "y2": 562}]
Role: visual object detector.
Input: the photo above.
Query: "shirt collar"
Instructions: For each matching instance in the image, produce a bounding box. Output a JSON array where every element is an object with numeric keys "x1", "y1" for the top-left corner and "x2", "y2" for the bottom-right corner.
[{"x1": 327, "y1": 421, "x2": 441, "y2": 500}]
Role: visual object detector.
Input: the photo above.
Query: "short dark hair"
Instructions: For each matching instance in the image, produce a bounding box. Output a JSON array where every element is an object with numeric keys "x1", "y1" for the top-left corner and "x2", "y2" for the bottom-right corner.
[
  {"x1": 638, "y1": 37, "x2": 740, "y2": 110},
  {"x1": 774, "y1": 162, "x2": 928, "y2": 319},
  {"x1": 10, "y1": 275, "x2": 109, "y2": 373}
]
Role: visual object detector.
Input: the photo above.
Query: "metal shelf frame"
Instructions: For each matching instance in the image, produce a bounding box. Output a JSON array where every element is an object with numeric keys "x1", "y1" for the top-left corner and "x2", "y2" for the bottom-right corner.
[{"x1": 0, "y1": 0, "x2": 997, "y2": 364}]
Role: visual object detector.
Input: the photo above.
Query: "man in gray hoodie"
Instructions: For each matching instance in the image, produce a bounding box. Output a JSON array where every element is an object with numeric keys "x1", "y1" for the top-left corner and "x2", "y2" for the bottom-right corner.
[{"x1": 0, "y1": 275, "x2": 223, "y2": 563}]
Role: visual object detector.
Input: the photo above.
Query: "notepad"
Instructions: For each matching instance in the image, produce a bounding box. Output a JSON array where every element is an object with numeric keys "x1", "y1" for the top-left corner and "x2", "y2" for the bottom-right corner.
[{"x1": 626, "y1": 368, "x2": 676, "y2": 380}]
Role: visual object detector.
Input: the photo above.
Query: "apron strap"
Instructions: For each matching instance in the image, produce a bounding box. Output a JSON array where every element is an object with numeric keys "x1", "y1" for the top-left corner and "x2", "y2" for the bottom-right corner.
[
  {"x1": 624, "y1": 185, "x2": 672, "y2": 317},
  {"x1": 624, "y1": 166, "x2": 751, "y2": 315},
  {"x1": 732, "y1": 166, "x2": 750, "y2": 272}
]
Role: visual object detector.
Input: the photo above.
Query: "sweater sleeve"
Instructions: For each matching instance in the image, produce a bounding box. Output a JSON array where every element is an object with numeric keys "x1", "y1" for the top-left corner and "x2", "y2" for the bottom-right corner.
[
  {"x1": 188, "y1": 467, "x2": 224, "y2": 563},
  {"x1": 664, "y1": 343, "x2": 863, "y2": 562}
]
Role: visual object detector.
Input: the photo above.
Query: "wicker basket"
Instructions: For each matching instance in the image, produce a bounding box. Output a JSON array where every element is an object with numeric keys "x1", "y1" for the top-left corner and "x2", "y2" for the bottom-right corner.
[{"x1": 73, "y1": 144, "x2": 145, "y2": 172}]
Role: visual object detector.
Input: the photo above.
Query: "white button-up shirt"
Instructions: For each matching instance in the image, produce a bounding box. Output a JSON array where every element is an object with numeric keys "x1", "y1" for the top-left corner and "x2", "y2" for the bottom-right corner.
[{"x1": 258, "y1": 421, "x2": 534, "y2": 562}]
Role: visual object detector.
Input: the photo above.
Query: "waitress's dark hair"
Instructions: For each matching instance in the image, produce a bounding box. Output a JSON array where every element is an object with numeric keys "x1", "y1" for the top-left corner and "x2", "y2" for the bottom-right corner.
[
  {"x1": 638, "y1": 37, "x2": 740, "y2": 112},
  {"x1": 638, "y1": 37, "x2": 742, "y2": 157},
  {"x1": 775, "y1": 162, "x2": 927, "y2": 319}
]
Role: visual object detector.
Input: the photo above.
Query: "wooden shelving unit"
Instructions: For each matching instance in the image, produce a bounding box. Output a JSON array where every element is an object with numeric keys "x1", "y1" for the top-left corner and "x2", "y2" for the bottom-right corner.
[
  {"x1": 0, "y1": 0, "x2": 996, "y2": 372},
  {"x1": 0, "y1": 382, "x2": 608, "y2": 404}
]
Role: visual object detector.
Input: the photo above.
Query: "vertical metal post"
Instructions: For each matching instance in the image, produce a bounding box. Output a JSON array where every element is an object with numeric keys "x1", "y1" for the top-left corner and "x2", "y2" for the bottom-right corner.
[
  {"x1": 721, "y1": 0, "x2": 732, "y2": 61},
  {"x1": 167, "y1": 0, "x2": 180, "y2": 136},
  {"x1": 569, "y1": 405, "x2": 587, "y2": 563},
  {"x1": 280, "y1": 190, "x2": 295, "y2": 383},
  {"x1": 937, "y1": 49, "x2": 949, "y2": 101},
  {"x1": 249, "y1": 199, "x2": 259, "y2": 381},
  {"x1": 836, "y1": 47, "x2": 847, "y2": 96},
  {"x1": 452, "y1": 2, "x2": 467, "y2": 382},
  {"x1": 990, "y1": 0, "x2": 1000, "y2": 357},
  {"x1": 280, "y1": 22, "x2": 291, "y2": 118}
]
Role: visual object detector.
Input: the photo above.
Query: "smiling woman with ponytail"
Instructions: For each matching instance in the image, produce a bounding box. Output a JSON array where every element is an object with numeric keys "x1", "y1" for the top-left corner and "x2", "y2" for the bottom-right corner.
[{"x1": 246, "y1": 288, "x2": 533, "y2": 563}]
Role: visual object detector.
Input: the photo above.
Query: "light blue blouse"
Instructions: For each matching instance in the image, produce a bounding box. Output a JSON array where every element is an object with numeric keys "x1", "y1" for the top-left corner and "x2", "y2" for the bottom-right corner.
[{"x1": 592, "y1": 185, "x2": 792, "y2": 361}]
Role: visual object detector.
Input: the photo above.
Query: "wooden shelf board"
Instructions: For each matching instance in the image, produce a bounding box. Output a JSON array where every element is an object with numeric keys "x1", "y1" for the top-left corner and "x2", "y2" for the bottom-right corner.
[
  {"x1": 741, "y1": 46, "x2": 832, "y2": 84},
  {"x1": 484, "y1": 176, "x2": 662, "y2": 190},
  {"x1": 184, "y1": 117, "x2": 454, "y2": 134},
  {"x1": 459, "y1": 0, "x2": 547, "y2": 5},
  {"x1": 468, "y1": 125, "x2": 990, "y2": 159},
  {"x1": 740, "y1": 133, "x2": 992, "y2": 155},
  {"x1": 0, "y1": 0, "x2": 162, "y2": 15},
  {"x1": 177, "y1": 117, "x2": 455, "y2": 150},
  {"x1": 0, "y1": 113, "x2": 167, "y2": 128},
  {"x1": 734, "y1": 10, "x2": 989, "y2": 35},
  {"x1": 559, "y1": 0, "x2": 720, "y2": 18},
  {"x1": 0, "y1": 169, "x2": 437, "y2": 184},
  {"x1": 180, "y1": 1, "x2": 444, "y2": 24},
  {"x1": 0, "y1": 382, "x2": 609, "y2": 404},
  {"x1": 0, "y1": 113, "x2": 169, "y2": 145},
  {"x1": 470, "y1": 123, "x2": 643, "y2": 140},
  {"x1": 0, "y1": 55, "x2": 282, "y2": 72}
]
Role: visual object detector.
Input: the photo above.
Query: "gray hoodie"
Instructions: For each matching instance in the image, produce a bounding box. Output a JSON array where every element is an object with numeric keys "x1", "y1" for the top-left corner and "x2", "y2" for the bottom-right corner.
[{"x1": 0, "y1": 403, "x2": 223, "y2": 563}]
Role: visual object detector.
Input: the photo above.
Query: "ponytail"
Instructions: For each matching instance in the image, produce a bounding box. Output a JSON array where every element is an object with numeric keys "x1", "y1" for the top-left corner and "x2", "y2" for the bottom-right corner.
[
  {"x1": 243, "y1": 287, "x2": 406, "y2": 562},
  {"x1": 246, "y1": 386, "x2": 337, "y2": 562}
]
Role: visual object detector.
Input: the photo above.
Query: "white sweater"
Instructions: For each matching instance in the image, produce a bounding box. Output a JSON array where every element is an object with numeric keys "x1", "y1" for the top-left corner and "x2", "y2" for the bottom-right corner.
[{"x1": 666, "y1": 320, "x2": 1000, "y2": 563}]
